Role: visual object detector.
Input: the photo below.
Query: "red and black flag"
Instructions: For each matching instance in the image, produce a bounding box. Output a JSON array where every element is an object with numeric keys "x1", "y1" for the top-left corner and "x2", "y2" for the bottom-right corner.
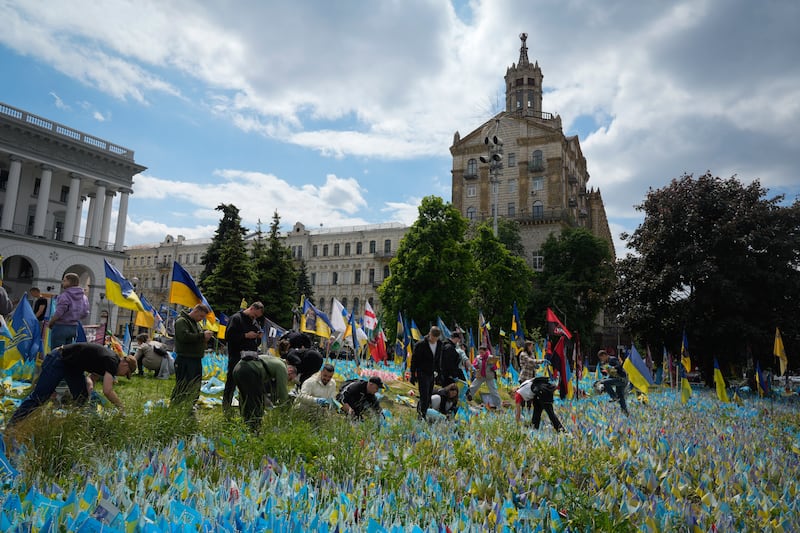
[{"x1": 546, "y1": 307, "x2": 572, "y2": 339}]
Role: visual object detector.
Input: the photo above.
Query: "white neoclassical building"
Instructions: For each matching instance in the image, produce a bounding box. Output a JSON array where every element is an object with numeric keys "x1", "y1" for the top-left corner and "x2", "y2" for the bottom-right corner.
[{"x1": 0, "y1": 102, "x2": 146, "y2": 327}]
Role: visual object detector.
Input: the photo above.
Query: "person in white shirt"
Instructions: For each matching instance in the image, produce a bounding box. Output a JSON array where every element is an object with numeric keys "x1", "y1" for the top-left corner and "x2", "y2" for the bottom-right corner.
[{"x1": 296, "y1": 363, "x2": 337, "y2": 408}]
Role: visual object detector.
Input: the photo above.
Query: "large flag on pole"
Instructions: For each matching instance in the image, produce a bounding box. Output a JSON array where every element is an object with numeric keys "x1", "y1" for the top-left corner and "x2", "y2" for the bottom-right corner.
[
  {"x1": 679, "y1": 363, "x2": 692, "y2": 404},
  {"x1": 623, "y1": 344, "x2": 654, "y2": 395},
  {"x1": 680, "y1": 329, "x2": 692, "y2": 373},
  {"x1": 169, "y1": 262, "x2": 216, "y2": 324},
  {"x1": 299, "y1": 297, "x2": 333, "y2": 338},
  {"x1": 510, "y1": 301, "x2": 525, "y2": 357},
  {"x1": 394, "y1": 312, "x2": 406, "y2": 362},
  {"x1": 331, "y1": 298, "x2": 349, "y2": 334},
  {"x1": 104, "y1": 260, "x2": 145, "y2": 312},
  {"x1": 774, "y1": 327, "x2": 787, "y2": 377},
  {"x1": 135, "y1": 293, "x2": 156, "y2": 329},
  {"x1": 713, "y1": 358, "x2": 730, "y2": 402},
  {"x1": 546, "y1": 308, "x2": 572, "y2": 339},
  {"x1": 363, "y1": 301, "x2": 378, "y2": 339}
]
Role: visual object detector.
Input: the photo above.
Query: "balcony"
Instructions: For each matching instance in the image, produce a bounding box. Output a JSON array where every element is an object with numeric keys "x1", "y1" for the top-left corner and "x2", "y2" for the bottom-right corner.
[
  {"x1": 463, "y1": 171, "x2": 478, "y2": 180},
  {"x1": 528, "y1": 162, "x2": 545, "y2": 173},
  {"x1": 568, "y1": 174, "x2": 578, "y2": 185}
]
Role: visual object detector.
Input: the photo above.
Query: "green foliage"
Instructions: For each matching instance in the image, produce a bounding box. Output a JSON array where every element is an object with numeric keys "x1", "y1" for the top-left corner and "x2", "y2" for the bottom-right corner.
[
  {"x1": 469, "y1": 223, "x2": 534, "y2": 328},
  {"x1": 379, "y1": 196, "x2": 476, "y2": 326},
  {"x1": 295, "y1": 259, "x2": 314, "y2": 305},
  {"x1": 199, "y1": 204, "x2": 254, "y2": 314},
  {"x1": 530, "y1": 227, "x2": 615, "y2": 342},
  {"x1": 251, "y1": 213, "x2": 298, "y2": 326},
  {"x1": 615, "y1": 173, "x2": 800, "y2": 372}
]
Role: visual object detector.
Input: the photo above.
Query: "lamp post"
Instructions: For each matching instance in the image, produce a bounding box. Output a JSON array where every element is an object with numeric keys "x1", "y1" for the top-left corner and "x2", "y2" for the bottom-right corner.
[
  {"x1": 128, "y1": 276, "x2": 139, "y2": 337},
  {"x1": 480, "y1": 118, "x2": 503, "y2": 236}
]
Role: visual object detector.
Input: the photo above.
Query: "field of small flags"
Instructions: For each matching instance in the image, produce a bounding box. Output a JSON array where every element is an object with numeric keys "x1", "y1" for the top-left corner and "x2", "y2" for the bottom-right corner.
[{"x1": 1, "y1": 354, "x2": 799, "y2": 532}]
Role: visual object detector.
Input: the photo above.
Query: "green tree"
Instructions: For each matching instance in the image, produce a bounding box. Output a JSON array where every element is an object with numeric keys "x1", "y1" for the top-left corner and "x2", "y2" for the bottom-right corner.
[
  {"x1": 530, "y1": 227, "x2": 615, "y2": 346},
  {"x1": 379, "y1": 196, "x2": 476, "y2": 329},
  {"x1": 200, "y1": 204, "x2": 253, "y2": 314},
  {"x1": 251, "y1": 211, "x2": 298, "y2": 327},
  {"x1": 199, "y1": 204, "x2": 246, "y2": 282},
  {"x1": 469, "y1": 223, "x2": 533, "y2": 330},
  {"x1": 615, "y1": 173, "x2": 800, "y2": 374},
  {"x1": 296, "y1": 258, "x2": 314, "y2": 305}
]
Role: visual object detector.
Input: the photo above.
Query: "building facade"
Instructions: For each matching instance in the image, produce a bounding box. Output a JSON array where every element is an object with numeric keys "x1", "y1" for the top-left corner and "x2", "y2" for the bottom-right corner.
[
  {"x1": 284, "y1": 221, "x2": 407, "y2": 318},
  {"x1": 450, "y1": 33, "x2": 614, "y2": 268},
  {"x1": 0, "y1": 102, "x2": 145, "y2": 328}
]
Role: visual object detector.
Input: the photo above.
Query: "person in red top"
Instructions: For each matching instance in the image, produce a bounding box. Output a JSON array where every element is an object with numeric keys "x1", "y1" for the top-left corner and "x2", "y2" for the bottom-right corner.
[{"x1": 467, "y1": 345, "x2": 501, "y2": 408}]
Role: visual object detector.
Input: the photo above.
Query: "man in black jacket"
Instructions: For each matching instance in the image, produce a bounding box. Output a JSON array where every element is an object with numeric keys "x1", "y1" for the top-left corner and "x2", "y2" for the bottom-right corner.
[
  {"x1": 438, "y1": 330, "x2": 464, "y2": 386},
  {"x1": 410, "y1": 326, "x2": 442, "y2": 420},
  {"x1": 597, "y1": 349, "x2": 629, "y2": 415},
  {"x1": 222, "y1": 302, "x2": 264, "y2": 415},
  {"x1": 338, "y1": 377, "x2": 383, "y2": 418}
]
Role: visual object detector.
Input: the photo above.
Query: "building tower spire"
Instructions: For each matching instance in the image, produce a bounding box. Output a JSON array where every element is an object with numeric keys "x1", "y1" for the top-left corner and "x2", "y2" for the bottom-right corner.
[{"x1": 504, "y1": 32, "x2": 543, "y2": 117}]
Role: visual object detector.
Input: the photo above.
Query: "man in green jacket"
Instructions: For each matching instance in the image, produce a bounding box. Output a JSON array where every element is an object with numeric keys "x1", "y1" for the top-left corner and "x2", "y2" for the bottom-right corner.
[
  {"x1": 170, "y1": 304, "x2": 213, "y2": 407},
  {"x1": 233, "y1": 353, "x2": 290, "y2": 432}
]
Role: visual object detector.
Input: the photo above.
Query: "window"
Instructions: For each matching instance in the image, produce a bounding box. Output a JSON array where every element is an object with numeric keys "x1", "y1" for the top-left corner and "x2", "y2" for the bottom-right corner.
[
  {"x1": 368, "y1": 297, "x2": 374, "y2": 307},
  {"x1": 515, "y1": 78, "x2": 524, "y2": 87},
  {"x1": 516, "y1": 91, "x2": 523, "y2": 110},
  {"x1": 369, "y1": 268, "x2": 375, "y2": 284},
  {"x1": 532, "y1": 250, "x2": 544, "y2": 270},
  {"x1": 527, "y1": 90, "x2": 534, "y2": 109},
  {"x1": 466, "y1": 184, "x2": 477, "y2": 198},
  {"x1": 193, "y1": 253, "x2": 198, "y2": 263},
  {"x1": 356, "y1": 242, "x2": 363, "y2": 255},
  {"x1": 147, "y1": 256, "x2": 152, "y2": 266},
  {"x1": 345, "y1": 243, "x2": 351, "y2": 256},
  {"x1": 178, "y1": 254, "x2": 182, "y2": 263},
  {"x1": 291, "y1": 246, "x2": 296, "y2": 257},
  {"x1": 466, "y1": 158, "x2": 478, "y2": 177},
  {"x1": 54, "y1": 220, "x2": 64, "y2": 240},
  {"x1": 369, "y1": 240, "x2": 376, "y2": 253},
  {"x1": 297, "y1": 245, "x2": 303, "y2": 258},
  {"x1": 530, "y1": 150, "x2": 544, "y2": 171},
  {"x1": 466, "y1": 206, "x2": 476, "y2": 220},
  {"x1": 323, "y1": 244, "x2": 328, "y2": 257},
  {"x1": 311, "y1": 272, "x2": 316, "y2": 285},
  {"x1": 528, "y1": 78, "x2": 535, "y2": 86},
  {"x1": 532, "y1": 177, "x2": 544, "y2": 191},
  {"x1": 532, "y1": 201, "x2": 544, "y2": 220},
  {"x1": 312, "y1": 245, "x2": 318, "y2": 257},
  {"x1": 60, "y1": 186, "x2": 69, "y2": 203},
  {"x1": 384, "y1": 239, "x2": 391, "y2": 254},
  {"x1": 318, "y1": 297, "x2": 325, "y2": 310},
  {"x1": 33, "y1": 178, "x2": 41, "y2": 197},
  {"x1": 508, "y1": 178, "x2": 517, "y2": 194},
  {"x1": 353, "y1": 298, "x2": 359, "y2": 315},
  {"x1": 508, "y1": 203, "x2": 515, "y2": 217},
  {"x1": 333, "y1": 243, "x2": 340, "y2": 256},
  {"x1": 383, "y1": 265, "x2": 390, "y2": 279},
  {"x1": 332, "y1": 272, "x2": 338, "y2": 285},
  {"x1": 354, "y1": 269, "x2": 361, "y2": 284},
  {"x1": 0, "y1": 168, "x2": 8, "y2": 190},
  {"x1": 342, "y1": 297, "x2": 347, "y2": 309},
  {"x1": 508, "y1": 153, "x2": 516, "y2": 167}
]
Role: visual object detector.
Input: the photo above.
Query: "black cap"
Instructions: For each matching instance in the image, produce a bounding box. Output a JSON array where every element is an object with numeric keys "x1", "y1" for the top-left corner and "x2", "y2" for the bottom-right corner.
[{"x1": 368, "y1": 376, "x2": 385, "y2": 389}]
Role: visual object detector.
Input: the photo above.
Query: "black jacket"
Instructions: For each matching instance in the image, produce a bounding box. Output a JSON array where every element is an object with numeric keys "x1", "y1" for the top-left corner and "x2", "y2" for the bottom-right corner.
[
  {"x1": 438, "y1": 340, "x2": 464, "y2": 384},
  {"x1": 411, "y1": 335, "x2": 442, "y2": 378},
  {"x1": 338, "y1": 380, "x2": 380, "y2": 417}
]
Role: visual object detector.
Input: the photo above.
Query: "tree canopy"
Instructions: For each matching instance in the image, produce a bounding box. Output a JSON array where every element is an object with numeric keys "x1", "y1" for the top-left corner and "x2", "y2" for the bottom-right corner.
[
  {"x1": 251, "y1": 212, "x2": 298, "y2": 327},
  {"x1": 615, "y1": 172, "x2": 800, "y2": 373},
  {"x1": 379, "y1": 196, "x2": 475, "y2": 329}
]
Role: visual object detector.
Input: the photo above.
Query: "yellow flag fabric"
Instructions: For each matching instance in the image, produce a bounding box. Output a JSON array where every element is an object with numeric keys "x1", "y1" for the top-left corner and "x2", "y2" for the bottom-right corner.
[
  {"x1": 680, "y1": 377, "x2": 692, "y2": 404},
  {"x1": 713, "y1": 359, "x2": 729, "y2": 403},
  {"x1": 623, "y1": 357, "x2": 652, "y2": 395},
  {"x1": 774, "y1": 327, "x2": 787, "y2": 377}
]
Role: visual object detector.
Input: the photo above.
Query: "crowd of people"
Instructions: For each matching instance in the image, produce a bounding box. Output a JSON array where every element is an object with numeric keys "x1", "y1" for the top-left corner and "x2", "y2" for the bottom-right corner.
[{"x1": 3, "y1": 284, "x2": 633, "y2": 433}]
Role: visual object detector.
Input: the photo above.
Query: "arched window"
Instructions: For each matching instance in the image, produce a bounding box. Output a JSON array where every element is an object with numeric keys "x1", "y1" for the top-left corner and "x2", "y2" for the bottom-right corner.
[
  {"x1": 353, "y1": 298, "x2": 360, "y2": 315},
  {"x1": 322, "y1": 244, "x2": 329, "y2": 256},
  {"x1": 466, "y1": 158, "x2": 478, "y2": 177},
  {"x1": 333, "y1": 244, "x2": 340, "y2": 256},
  {"x1": 466, "y1": 206, "x2": 476, "y2": 220},
  {"x1": 342, "y1": 297, "x2": 348, "y2": 310},
  {"x1": 369, "y1": 240, "x2": 376, "y2": 253},
  {"x1": 532, "y1": 201, "x2": 544, "y2": 220},
  {"x1": 384, "y1": 239, "x2": 391, "y2": 254},
  {"x1": 344, "y1": 243, "x2": 351, "y2": 255},
  {"x1": 332, "y1": 272, "x2": 338, "y2": 285},
  {"x1": 356, "y1": 242, "x2": 363, "y2": 254}
]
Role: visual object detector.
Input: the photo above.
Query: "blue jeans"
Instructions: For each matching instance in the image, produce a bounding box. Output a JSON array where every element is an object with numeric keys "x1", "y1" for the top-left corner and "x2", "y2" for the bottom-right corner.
[
  {"x1": 10, "y1": 349, "x2": 89, "y2": 425},
  {"x1": 50, "y1": 324, "x2": 78, "y2": 349}
]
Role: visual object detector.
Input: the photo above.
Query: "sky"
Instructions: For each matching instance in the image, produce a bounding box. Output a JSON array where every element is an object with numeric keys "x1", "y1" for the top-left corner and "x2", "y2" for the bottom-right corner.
[{"x1": 1, "y1": 0, "x2": 799, "y2": 258}]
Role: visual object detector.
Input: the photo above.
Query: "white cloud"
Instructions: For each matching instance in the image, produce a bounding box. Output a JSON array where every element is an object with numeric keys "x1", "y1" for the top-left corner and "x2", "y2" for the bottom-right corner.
[{"x1": 49, "y1": 92, "x2": 69, "y2": 110}]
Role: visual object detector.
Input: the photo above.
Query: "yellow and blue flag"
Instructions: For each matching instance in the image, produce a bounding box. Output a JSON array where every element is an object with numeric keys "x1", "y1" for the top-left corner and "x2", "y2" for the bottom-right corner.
[
  {"x1": 774, "y1": 327, "x2": 787, "y2": 377},
  {"x1": 436, "y1": 317, "x2": 452, "y2": 339},
  {"x1": 679, "y1": 363, "x2": 692, "y2": 404},
  {"x1": 216, "y1": 312, "x2": 229, "y2": 339},
  {"x1": 135, "y1": 293, "x2": 156, "y2": 329},
  {"x1": 510, "y1": 301, "x2": 524, "y2": 357},
  {"x1": 623, "y1": 344, "x2": 654, "y2": 395},
  {"x1": 713, "y1": 358, "x2": 729, "y2": 403},
  {"x1": 394, "y1": 312, "x2": 405, "y2": 361},
  {"x1": 299, "y1": 297, "x2": 333, "y2": 338},
  {"x1": 680, "y1": 329, "x2": 692, "y2": 373},
  {"x1": 104, "y1": 259, "x2": 145, "y2": 312},
  {"x1": 169, "y1": 262, "x2": 216, "y2": 324},
  {"x1": 1, "y1": 295, "x2": 42, "y2": 369},
  {"x1": 409, "y1": 319, "x2": 422, "y2": 342}
]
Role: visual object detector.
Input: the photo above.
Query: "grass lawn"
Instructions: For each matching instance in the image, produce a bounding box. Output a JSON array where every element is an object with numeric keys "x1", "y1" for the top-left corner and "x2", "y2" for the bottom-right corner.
[{"x1": 1, "y1": 366, "x2": 799, "y2": 531}]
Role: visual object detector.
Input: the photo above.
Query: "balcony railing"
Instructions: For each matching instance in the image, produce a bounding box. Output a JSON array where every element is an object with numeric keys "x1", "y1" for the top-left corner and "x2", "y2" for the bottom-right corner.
[
  {"x1": 463, "y1": 171, "x2": 478, "y2": 180},
  {"x1": 0, "y1": 101, "x2": 135, "y2": 160},
  {"x1": 528, "y1": 162, "x2": 545, "y2": 173}
]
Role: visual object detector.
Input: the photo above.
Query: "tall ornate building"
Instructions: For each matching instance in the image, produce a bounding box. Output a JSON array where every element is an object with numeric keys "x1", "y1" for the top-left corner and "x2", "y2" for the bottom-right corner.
[
  {"x1": 450, "y1": 33, "x2": 614, "y2": 267},
  {"x1": 0, "y1": 102, "x2": 145, "y2": 328}
]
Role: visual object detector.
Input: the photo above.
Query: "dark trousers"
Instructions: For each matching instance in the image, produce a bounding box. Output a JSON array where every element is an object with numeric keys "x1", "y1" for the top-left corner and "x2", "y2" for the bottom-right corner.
[
  {"x1": 416, "y1": 373, "x2": 435, "y2": 418},
  {"x1": 10, "y1": 350, "x2": 88, "y2": 425},
  {"x1": 602, "y1": 377, "x2": 629, "y2": 414},
  {"x1": 222, "y1": 353, "x2": 241, "y2": 411},
  {"x1": 171, "y1": 356, "x2": 203, "y2": 406},
  {"x1": 532, "y1": 401, "x2": 563, "y2": 431},
  {"x1": 232, "y1": 360, "x2": 267, "y2": 431}
]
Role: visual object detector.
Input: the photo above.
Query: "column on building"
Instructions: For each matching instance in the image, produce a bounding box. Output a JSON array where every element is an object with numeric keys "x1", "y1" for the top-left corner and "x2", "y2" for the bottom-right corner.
[
  {"x1": 90, "y1": 181, "x2": 106, "y2": 247},
  {"x1": 114, "y1": 188, "x2": 131, "y2": 252},
  {"x1": 85, "y1": 193, "x2": 97, "y2": 246},
  {"x1": 73, "y1": 195, "x2": 85, "y2": 244},
  {"x1": 33, "y1": 165, "x2": 53, "y2": 237},
  {"x1": 63, "y1": 173, "x2": 82, "y2": 243},
  {"x1": 0, "y1": 155, "x2": 22, "y2": 231},
  {"x1": 100, "y1": 188, "x2": 116, "y2": 249}
]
